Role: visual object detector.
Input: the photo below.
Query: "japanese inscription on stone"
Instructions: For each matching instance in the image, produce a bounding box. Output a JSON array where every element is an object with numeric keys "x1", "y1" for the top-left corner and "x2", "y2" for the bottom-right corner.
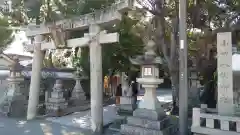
[{"x1": 217, "y1": 32, "x2": 234, "y2": 115}]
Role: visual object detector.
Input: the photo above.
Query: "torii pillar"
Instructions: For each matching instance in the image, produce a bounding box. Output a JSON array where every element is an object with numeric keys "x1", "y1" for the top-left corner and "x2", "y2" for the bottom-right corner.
[
  {"x1": 27, "y1": 35, "x2": 44, "y2": 120},
  {"x1": 89, "y1": 24, "x2": 103, "y2": 133}
]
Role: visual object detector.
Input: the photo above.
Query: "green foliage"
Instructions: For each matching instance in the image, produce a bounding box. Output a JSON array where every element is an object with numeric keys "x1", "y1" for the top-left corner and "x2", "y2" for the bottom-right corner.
[
  {"x1": 76, "y1": 14, "x2": 144, "y2": 76},
  {"x1": 0, "y1": 17, "x2": 13, "y2": 51}
]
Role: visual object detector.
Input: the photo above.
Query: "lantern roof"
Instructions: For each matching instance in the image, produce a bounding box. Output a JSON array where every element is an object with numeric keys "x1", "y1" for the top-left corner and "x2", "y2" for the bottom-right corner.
[{"x1": 129, "y1": 40, "x2": 163, "y2": 65}]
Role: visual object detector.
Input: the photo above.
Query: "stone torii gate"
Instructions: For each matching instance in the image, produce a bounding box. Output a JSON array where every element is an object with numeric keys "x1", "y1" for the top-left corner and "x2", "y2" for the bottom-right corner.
[{"x1": 23, "y1": 0, "x2": 133, "y2": 133}]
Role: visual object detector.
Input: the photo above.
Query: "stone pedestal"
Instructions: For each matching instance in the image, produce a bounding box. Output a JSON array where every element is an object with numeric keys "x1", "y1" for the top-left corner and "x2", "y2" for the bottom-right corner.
[
  {"x1": 118, "y1": 96, "x2": 137, "y2": 115},
  {"x1": 0, "y1": 74, "x2": 27, "y2": 117},
  {"x1": 46, "y1": 79, "x2": 68, "y2": 116},
  {"x1": 121, "y1": 109, "x2": 177, "y2": 135},
  {"x1": 120, "y1": 77, "x2": 177, "y2": 135}
]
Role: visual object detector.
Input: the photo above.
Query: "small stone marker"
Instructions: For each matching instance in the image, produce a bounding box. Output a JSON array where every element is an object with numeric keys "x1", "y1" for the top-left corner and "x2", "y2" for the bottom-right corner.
[{"x1": 217, "y1": 32, "x2": 234, "y2": 115}]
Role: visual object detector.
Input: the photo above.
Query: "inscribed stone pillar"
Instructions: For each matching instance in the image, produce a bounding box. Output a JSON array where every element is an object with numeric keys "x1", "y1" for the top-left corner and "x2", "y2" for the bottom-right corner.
[
  {"x1": 217, "y1": 32, "x2": 234, "y2": 115},
  {"x1": 89, "y1": 24, "x2": 103, "y2": 133},
  {"x1": 27, "y1": 35, "x2": 44, "y2": 120}
]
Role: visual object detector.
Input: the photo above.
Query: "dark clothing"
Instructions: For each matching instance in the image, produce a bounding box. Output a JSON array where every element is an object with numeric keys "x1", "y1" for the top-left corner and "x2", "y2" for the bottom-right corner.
[
  {"x1": 132, "y1": 82, "x2": 138, "y2": 104},
  {"x1": 132, "y1": 82, "x2": 138, "y2": 96},
  {"x1": 116, "y1": 84, "x2": 122, "y2": 96},
  {"x1": 200, "y1": 62, "x2": 217, "y2": 108},
  {"x1": 200, "y1": 80, "x2": 216, "y2": 108}
]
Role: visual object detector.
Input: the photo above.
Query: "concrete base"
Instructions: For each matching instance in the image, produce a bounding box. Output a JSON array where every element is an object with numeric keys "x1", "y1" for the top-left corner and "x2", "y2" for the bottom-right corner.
[{"x1": 120, "y1": 108, "x2": 178, "y2": 135}]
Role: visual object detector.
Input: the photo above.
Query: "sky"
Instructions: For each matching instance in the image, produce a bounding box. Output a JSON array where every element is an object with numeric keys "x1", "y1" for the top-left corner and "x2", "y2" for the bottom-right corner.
[{"x1": 3, "y1": 31, "x2": 32, "y2": 57}]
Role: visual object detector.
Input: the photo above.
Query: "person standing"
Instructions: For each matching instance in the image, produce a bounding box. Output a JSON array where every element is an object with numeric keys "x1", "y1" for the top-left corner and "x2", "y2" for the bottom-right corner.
[
  {"x1": 131, "y1": 81, "x2": 138, "y2": 104},
  {"x1": 115, "y1": 84, "x2": 122, "y2": 104},
  {"x1": 104, "y1": 76, "x2": 109, "y2": 96}
]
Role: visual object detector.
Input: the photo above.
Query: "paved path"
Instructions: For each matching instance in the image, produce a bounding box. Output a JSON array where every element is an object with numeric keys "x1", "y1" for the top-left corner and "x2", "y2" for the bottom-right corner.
[
  {"x1": 45, "y1": 89, "x2": 172, "y2": 130},
  {"x1": 0, "y1": 89, "x2": 173, "y2": 135},
  {"x1": 46, "y1": 105, "x2": 121, "y2": 129},
  {"x1": 0, "y1": 117, "x2": 93, "y2": 135},
  {"x1": 0, "y1": 117, "x2": 121, "y2": 135}
]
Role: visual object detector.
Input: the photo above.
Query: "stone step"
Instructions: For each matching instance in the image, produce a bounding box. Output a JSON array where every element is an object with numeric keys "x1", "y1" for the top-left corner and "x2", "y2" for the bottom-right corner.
[
  {"x1": 121, "y1": 124, "x2": 177, "y2": 135},
  {"x1": 126, "y1": 116, "x2": 170, "y2": 130}
]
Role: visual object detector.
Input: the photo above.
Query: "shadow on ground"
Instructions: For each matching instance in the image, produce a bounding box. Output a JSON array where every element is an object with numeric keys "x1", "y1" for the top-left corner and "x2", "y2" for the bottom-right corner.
[{"x1": 0, "y1": 117, "x2": 93, "y2": 135}]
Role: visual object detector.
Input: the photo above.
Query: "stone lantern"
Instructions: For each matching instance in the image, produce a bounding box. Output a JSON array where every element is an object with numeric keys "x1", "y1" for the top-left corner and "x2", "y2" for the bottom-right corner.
[
  {"x1": 129, "y1": 40, "x2": 164, "y2": 113},
  {"x1": 0, "y1": 57, "x2": 27, "y2": 117},
  {"x1": 120, "y1": 40, "x2": 177, "y2": 135},
  {"x1": 70, "y1": 67, "x2": 89, "y2": 106},
  {"x1": 7, "y1": 57, "x2": 25, "y2": 98}
]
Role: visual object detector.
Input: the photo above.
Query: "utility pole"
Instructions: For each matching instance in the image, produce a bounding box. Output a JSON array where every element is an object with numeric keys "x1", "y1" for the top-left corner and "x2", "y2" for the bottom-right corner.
[{"x1": 179, "y1": 0, "x2": 188, "y2": 134}]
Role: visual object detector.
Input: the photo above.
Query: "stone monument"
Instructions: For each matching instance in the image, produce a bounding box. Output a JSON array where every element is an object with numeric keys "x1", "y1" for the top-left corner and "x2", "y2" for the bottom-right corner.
[
  {"x1": 191, "y1": 32, "x2": 240, "y2": 135},
  {"x1": 46, "y1": 79, "x2": 68, "y2": 116},
  {"x1": 118, "y1": 72, "x2": 136, "y2": 114},
  {"x1": 121, "y1": 40, "x2": 177, "y2": 135}
]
